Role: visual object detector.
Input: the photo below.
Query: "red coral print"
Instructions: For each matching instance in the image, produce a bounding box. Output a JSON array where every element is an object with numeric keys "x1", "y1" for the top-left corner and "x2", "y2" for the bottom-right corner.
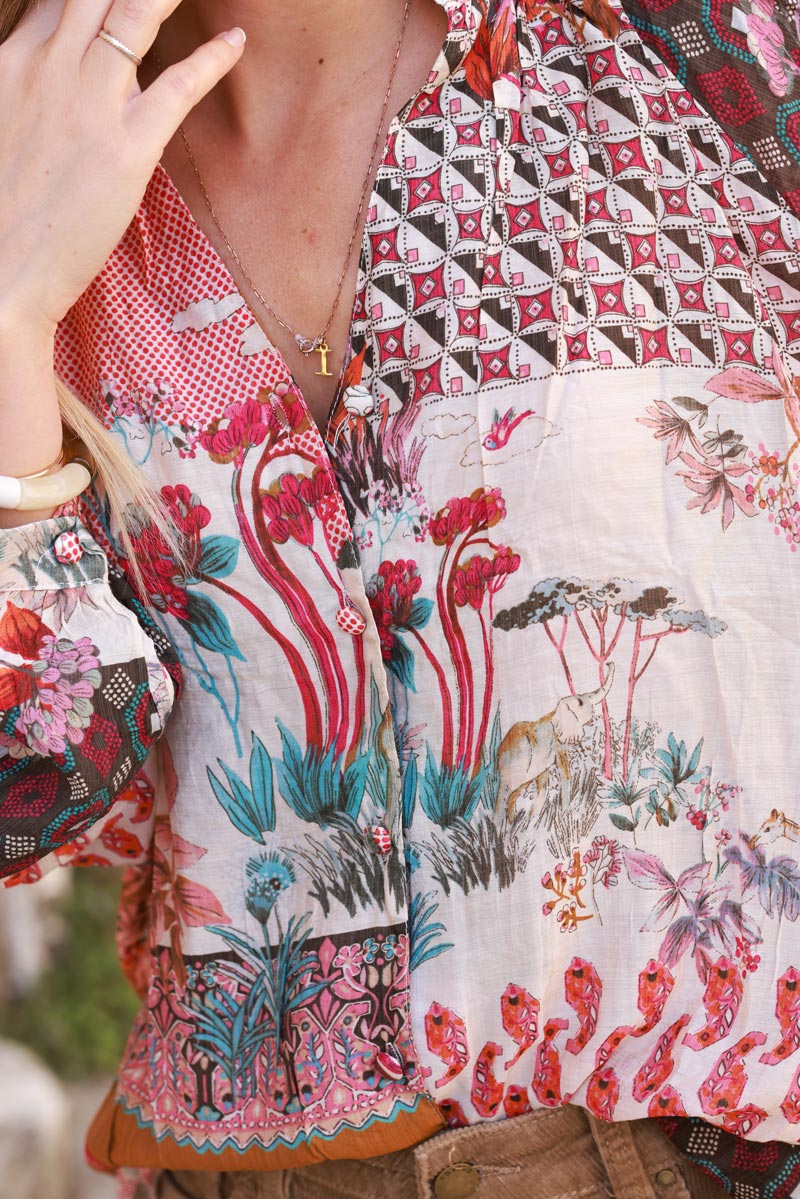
[
  {"x1": 648, "y1": 1085, "x2": 688, "y2": 1117},
  {"x1": 99, "y1": 812, "x2": 145, "y2": 860},
  {"x1": 424, "y1": 1001, "x2": 469, "y2": 1089},
  {"x1": 532, "y1": 1017, "x2": 569, "y2": 1107},
  {"x1": 585, "y1": 1067, "x2": 620, "y2": 1122},
  {"x1": 699, "y1": 1032, "x2": 767, "y2": 1118},
  {"x1": 595, "y1": 1023, "x2": 636, "y2": 1071},
  {"x1": 683, "y1": 957, "x2": 743, "y2": 1051},
  {"x1": 760, "y1": 966, "x2": 800, "y2": 1064},
  {"x1": 781, "y1": 1061, "x2": 800, "y2": 1124},
  {"x1": 565, "y1": 958, "x2": 602, "y2": 1055},
  {"x1": 503, "y1": 1084, "x2": 532, "y2": 1117},
  {"x1": 501, "y1": 983, "x2": 540, "y2": 1070},
  {"x1": 471, "y1": 1041, "x2": 504, "y2": 1117},
  {"x1": 632, "y1": 1014, "x2": 691, "y2": 1103},
  {"x1": 438, "y1": 1098, "x2": 468, "y2": 1129},
  {"x1": 634, "y1": 960, "x2": 676, "y2": 1035},
  {"x1": 720, "y1": 1105, "x2": 768, "y2": 1136}
]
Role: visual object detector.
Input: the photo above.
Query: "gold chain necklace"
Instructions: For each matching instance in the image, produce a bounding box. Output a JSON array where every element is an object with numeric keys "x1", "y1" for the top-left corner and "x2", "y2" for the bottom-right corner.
[{"x1": 154, "y1": 0, "x2": 412, "y2": 379}]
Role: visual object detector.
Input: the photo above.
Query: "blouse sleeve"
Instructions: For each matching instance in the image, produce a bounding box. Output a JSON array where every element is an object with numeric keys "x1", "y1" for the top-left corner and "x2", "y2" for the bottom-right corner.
[{"x1": 0, "y1": 514, "x2": 180, "y2": 882}]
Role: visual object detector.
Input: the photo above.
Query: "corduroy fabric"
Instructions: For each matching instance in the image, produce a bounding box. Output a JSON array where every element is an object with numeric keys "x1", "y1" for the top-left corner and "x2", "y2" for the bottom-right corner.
[{"x1": 156, "y1": 1107, "x2": 730, "y2": 1199}]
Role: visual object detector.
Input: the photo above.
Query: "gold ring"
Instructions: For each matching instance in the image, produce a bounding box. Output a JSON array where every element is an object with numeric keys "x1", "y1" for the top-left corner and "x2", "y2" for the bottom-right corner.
[{"x1": 96, "y1": 28, "x2": 143, "y2": 66}]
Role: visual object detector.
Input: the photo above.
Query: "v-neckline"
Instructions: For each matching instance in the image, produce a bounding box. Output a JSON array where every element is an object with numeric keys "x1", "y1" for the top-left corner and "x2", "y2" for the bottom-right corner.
[
  {"x1": 150, "y1": 159, "x2": 357, "y2": 441},
  {"x1": 142, "y1": 0, "x2": 469, "y2": 440}
]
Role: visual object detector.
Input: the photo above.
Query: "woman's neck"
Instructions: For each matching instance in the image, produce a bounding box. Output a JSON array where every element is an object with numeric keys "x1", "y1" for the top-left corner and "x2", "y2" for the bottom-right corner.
[
  {"x1": 148, "y1": 0, "x2": 448, "y2": 432},
  {"x1": 155, "y1": 0, "x2": 420, "y2": 144}
]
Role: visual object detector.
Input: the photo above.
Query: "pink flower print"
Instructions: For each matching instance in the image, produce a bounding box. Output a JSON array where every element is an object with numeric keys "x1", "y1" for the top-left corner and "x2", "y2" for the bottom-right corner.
[
  {"x1": 584, "y1": 835, "x2": 622, "y2": 888},
  {"x1": 264, "y1": 381, "x2": 309, "y2": 438},
  {"x1": 200, "y1": 396, "x2": 270, "y2": 467},
  {"x1": 744, "y1": 0, "x2": 794, "y2": 97},
  {"x1": 126, "y1": 485, "x2": 211, "y2": 616},
  {"x1": 429, "y1": 487, "x2": 506, "y2": 546},
  {"x1": 333, "y1": 942, "x2": 365, "y2": 975},
  {"x1": 366, "y1": 559, "x2": 422, "y2": 660},
  {"x1": 261, "y1": 468, "x2": 334, "y2": 547},
  {"x1": 452, "y1": 547, "x2": 521, "y2": 610},
  {"x1": 16, "y1": 635, "x2": 101, "y2": 755}
]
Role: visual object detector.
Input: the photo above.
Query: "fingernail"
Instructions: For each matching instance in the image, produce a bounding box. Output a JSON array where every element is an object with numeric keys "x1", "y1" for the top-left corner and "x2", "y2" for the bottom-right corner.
[{"x1": 220, "y1": 27, "x2": 246, "y2": 47}]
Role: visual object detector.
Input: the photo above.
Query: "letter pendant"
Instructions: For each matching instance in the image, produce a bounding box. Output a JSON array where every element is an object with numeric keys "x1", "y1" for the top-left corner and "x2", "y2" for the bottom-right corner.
[{"x1": 315, "y1": 340, "x2": 333, "y2": 378}]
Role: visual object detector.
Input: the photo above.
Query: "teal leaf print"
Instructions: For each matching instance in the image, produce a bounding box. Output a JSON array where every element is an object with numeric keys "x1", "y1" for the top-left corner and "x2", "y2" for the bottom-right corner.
[
  {"x1": 207, "y1": 733, "x2": 275, "y2": 843},
  {"x1": 387, "y1": 634, "x2": 416, "y2": 692},
  {"x1": 408, "y1": 891, "x2": 453, "y2": 972},
  {"x1": 198, "y1": 535, "x2": 240, "y2": 579},
  {"x1": 405, "y1": 597, "x2": 434, "y2": 630},
  {"x1": 275, "y1": 720, "x2": 369, "y2": 826},
  {"x1": 419, "y1": 749, "x2": 486, "y2": 827},
  {"x1": 401, "y1": 752, "x2": 418, "y2": 828},
  {"x1": 181, "y1": 592, "x2": 245, "y2": 660}
]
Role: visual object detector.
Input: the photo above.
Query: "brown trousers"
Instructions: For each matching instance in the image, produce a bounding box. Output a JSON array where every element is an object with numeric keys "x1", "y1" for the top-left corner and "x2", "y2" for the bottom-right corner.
[{"x1": 155, "y1": 1107, "x2": 728, "y2": 1199}]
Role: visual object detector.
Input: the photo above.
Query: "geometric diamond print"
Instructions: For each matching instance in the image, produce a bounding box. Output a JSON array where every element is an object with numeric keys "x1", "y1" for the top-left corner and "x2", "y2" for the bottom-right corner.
[
  {"x1": 102, "y1": 668, "x2": 137, "y2": 710},
  {"x1": 68, "y1": 774, "x2": 90, "y2": 803},
  {"x1": 686, "y1": 1124, "x2": 722, "y2": 1156},
  {"x1": 111, "y1": 757, "x2": 133, "y2": 793},
  {"x1": 2, "y1": 834, "x2": 36, "y2": 859},
  {"x1": 732, "y1": 1186, "x2": 761, "y2": 1199}
]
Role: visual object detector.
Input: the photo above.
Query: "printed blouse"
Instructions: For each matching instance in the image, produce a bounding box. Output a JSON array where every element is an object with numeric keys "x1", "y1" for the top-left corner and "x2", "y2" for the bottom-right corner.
[{"x1": 4, "y1": 0, "x2": 800, "y2": 1193}]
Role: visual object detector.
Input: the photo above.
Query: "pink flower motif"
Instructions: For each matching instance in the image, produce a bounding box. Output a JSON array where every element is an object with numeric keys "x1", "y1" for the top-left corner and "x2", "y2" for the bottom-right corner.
[
  {"x1": 126, "y1": 485, "x2": 211, "y2": 617},
  {"x1": 744, "y1": 0, "x2": 794, "y2": 97},
  {"x1": 452, "y1": 547, "x2": 520, "y2": 610},
  {"x1": 15, "y1": 635, "x2": 101, "y2": 756},
  {"x1": 639, "y1": 401, "x2": 698, "y2": 464},
  {"x1": 677, "y1": 451, "x2": 756, "y2": 530},
  {"x1": 261, "y1": 468, "x2": 334, "y2": 547},
  {"x1": 366, "y1": 559, "x2": 422, "y2": 660},
  {"x1": 584, "y1": 835, "x2": 622, "y2": 888},
  {"x1": 333, "y1": 943, "x2": 365, "y2": 975},
  {"x1": 429, "y1": 487, "x2": 506, "y2": 546},
  {"x1": 200, "y1": 397, "x2": 270, "y2": 467}
]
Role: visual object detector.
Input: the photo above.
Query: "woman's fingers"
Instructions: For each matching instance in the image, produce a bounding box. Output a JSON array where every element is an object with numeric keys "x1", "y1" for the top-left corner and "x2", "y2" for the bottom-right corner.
[
  {"x1": 84, "y1": 0, "x2": 174, "y2": 73},
  {"x1": 0, "y1": 0, "x2": 243, "y2": 336},
  {"x1": 64, "y1": 0, "x2": 180, "y2": 68},
  {"x1": 128, "y1": 27, "x2": 245, "y2": 150}
]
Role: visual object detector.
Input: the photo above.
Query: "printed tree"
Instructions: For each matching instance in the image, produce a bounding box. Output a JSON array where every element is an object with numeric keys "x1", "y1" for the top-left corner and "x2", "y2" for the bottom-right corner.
[{"x1": 493, "y1": 577, "x2": 726, "y2": 781}]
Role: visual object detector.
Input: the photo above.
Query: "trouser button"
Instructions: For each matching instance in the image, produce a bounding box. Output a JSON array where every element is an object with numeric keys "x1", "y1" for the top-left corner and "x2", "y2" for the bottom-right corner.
[{"x1": 433, "y1": 1163, "x2": 480, "y2": 1198}]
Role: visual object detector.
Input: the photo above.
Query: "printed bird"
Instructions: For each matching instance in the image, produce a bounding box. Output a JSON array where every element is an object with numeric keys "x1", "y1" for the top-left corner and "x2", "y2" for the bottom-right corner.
[{"x1": 482, "y1": 405, "x2": 537, "y2": 452}]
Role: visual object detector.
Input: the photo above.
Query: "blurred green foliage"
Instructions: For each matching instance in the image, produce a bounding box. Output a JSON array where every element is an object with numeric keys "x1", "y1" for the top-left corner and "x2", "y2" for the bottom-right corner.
[{"x1": 1, "y1": 871, "x2": 139, "y2": 1079}]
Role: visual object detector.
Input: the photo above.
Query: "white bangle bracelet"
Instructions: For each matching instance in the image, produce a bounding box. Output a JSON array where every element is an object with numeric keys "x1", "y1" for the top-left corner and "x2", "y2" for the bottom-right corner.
[{"x1": 0, "y1": 461, "x2": 93, "y2": 511}]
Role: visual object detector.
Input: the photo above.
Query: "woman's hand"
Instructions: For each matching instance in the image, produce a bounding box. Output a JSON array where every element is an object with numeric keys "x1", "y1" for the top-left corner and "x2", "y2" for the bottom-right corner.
[{"x1": 0, "y1": 0, "x2": 245, "y2": 339}]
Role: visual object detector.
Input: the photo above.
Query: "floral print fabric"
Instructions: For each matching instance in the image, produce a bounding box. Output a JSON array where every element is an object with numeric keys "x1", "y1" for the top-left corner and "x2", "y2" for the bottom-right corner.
[{"x1": 6, "y1": 0, "x2": 800, "y2": 1187}]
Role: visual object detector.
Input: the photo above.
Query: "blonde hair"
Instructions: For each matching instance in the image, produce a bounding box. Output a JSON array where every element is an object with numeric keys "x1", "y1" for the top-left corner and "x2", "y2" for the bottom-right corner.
[{"x1": 4, "y1": 0, "x2": 182, "y2": 593}]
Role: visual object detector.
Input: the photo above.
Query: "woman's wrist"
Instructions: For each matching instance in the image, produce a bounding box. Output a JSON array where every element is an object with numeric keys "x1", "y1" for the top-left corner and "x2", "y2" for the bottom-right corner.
[{"x1": 0, "y1": 318, "x2": 63, "y2": 480}]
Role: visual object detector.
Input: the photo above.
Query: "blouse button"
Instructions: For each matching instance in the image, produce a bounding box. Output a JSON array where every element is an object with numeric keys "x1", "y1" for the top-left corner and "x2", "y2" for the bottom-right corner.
[
  {"x1": 375, "y1": 1044, "x2": 405, "y2": 1082},
  {"x1": 369, "y1": 824, "x2": 392, "y2": 855},
  {"x1": 342, "y1": 385, "x2": 374, "y2": 416},
  {"x1": 336, "y1": 605, "x2": 366, "y2": 636},
  {"x1": 433, "y1": 1163, "x2": 480, "y2": 1199},
  {"x1": 53, "y1": 531, "x2": 83, "y2": 564}
]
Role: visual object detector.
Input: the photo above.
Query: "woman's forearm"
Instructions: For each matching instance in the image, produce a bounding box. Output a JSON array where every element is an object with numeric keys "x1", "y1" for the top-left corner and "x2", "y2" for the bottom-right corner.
[{"x1": 0, "y1": 316, "x2": 62, "y2": 527}]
